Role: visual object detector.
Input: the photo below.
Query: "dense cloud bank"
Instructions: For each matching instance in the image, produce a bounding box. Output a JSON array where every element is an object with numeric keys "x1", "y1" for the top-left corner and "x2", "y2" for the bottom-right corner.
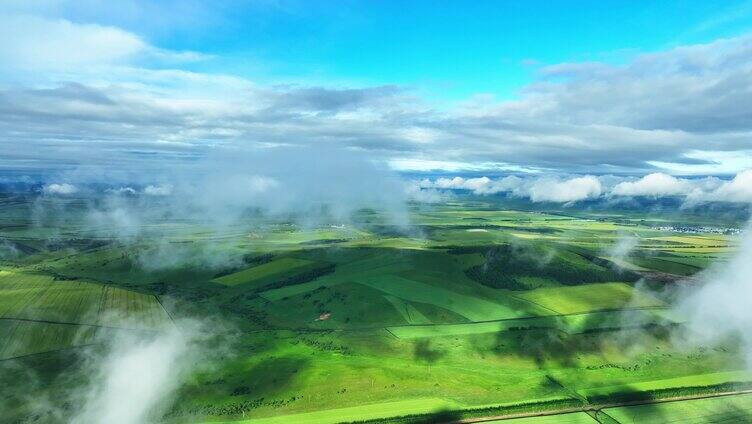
[
  {"x1": 36, "y1": 168, "x2": 752, "y2": 207},
  {"x1": 416, "y1": 170, "x2": 752, "y2": 204},
  {"x1": 3, "y1": 3, "x2": 752, "y2": 175}
]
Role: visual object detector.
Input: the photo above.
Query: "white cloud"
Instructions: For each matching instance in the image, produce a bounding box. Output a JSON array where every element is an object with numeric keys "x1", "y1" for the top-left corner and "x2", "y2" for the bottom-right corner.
[
  {"x1": 528, "y1": 176, "x2": 602, "y2": 203},
  {"x1": 0, "y1": 14, "x2": 146, "y2": 69},
  {"x1": 432, "y1": 176, "x2": 479, "y2": 190},
  {"x1": 423, "y1": 176, "x2": 522, "y2": 195},
  {"x1": 108, "y1": 187, "x2": 137, "y2": 195},
  {"x1": 417, "y1": 169, "x2": 752, "y2": 205},
  {"x1": 387, "y1": 158, "x2": 533, "y2": 173},
  {"x1": 42, "y1": 183, "x2": 78, "y2": 195},
  {"x1": 397, "y1": 127, "x2": 441, "y2": 144},
  {"x1": 419, "y1": 174, "x2": 601, "y2": 203},
  {"x1": 702, "y1": 169, "x2": 752, "y2": 203},
  {"x1": 143, "y1": 184, "x2": 172, "y2": 196},
  {"x1": 3, "y1": 10, "x2": 752, "y2": 176},
  {"x1": 242, "y1": 175, "x2": 278, "y2": 193},
  {"x1": 611, "y1": 173, "x2": 694, "y2": 197},
  {"x1": 675, "y1": 221, "x2": 752, "y2": 366},
  {"x1": 390, "y1": 159, "x2": 471, "y2": 172},
  {"x1": 404, "y1": 182, "x2": 448, "y2": 203},
  {"x1": 73, "y1": 324, "x2": 199, "y2": 424},
  {"x1": 649, "y1": 149, "x2": 752, "y2": 175},
  {"x1": 606, "y1": 170, "x2": 752, "y2": 205}
]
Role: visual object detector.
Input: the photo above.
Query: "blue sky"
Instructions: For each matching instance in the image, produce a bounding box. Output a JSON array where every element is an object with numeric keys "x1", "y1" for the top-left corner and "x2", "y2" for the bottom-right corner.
[
  {"x1": 68, "y1": 0, "x2": 752, "y2": 99},
  {"x1": 2, "y1": 0, "x2": 752, "y2": 178}
]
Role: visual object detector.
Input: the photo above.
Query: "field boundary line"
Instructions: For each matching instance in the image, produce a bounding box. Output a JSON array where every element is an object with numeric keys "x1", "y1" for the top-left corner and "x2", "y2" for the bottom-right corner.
[
  {"x1": 0, "y1": 343, "x2": 99, "y2": 362},
  {"x1": 456, "y1": 407, "x2": 585, "y2": 423},
  {"x1": 385, "y1": 306, "x2": 670, "y2": 330},
  {"x1": 504, "y1": 292, "x2": 560, "y2": 315},
  {"x1": 237, "y1": 307, "x2": 675, "y2": 335},
  {"x1": 154, "y1": 294, "x2": 177, "y2": 325},
  {"x1": 456, "y1": 388, "x2": 752, "y2": 423},
  {"x1": 383, "y1": 327, "x2": 399, "y2": 339},
  {"x1": 0, "y1": 316, "x2": 161, "y2": 333}
]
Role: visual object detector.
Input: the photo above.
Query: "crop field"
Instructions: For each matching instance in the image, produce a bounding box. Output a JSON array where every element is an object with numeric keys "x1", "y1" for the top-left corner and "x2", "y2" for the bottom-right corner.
[
  {"x1": 259, "y1": 250, "x2": 416, "y2": 301},
  {"x1": 213, "y1": 257, "x2": 318, "y2": 286},
  {"x1": 386, "y1": 316, "x2": 562, "y2": 339},
  {"x1": 382, "y1": 295, "x2": 432, "y2": 325},
  {"x1": 0, "y1": 319, "x2": 102, "y2": 359},
  {"x1": 0, "y1": 272, "x2": 170, "y2": 329},
  {"x1": 485, "y1": 413, "x2": 597, "y2": 424},
  {"x1": 579, "y1": 370, "x2": 752, "y2": 399},
  {"x1": 97, "y1": 285, "x2": 173, "y2": 329},
  {"x1": 219, "y1": 398, "x2": 464, "y2": 424},
  {"x1": 0, "y1": 266, "x2": 172, "y2": 360},
  {"x1": 514, "y1": 282, "x2": 664, "y2": 315},
  {"x1": 0, "y1": 196, "x2": 749, "y2": 423},
  {"x1": 603, "y1": 393, "x2": 752, "y2": 423},
  {"x1": 356, "y1": 274, "x2": 529, "y2": 321}
]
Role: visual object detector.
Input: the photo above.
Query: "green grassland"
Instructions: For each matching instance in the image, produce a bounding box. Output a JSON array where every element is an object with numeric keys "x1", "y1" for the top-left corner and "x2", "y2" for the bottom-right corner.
[
  {"x1": 485, "y1": 413, "x2": 597, "y2": 423},
  {"x1": 603, "y1": 392, "x2": 752, "y2": 423},
  {"x1": 215, "y1": 398, "x2": 464, "y2": 424},
  {"x1": 0, "y1": 267, "x2": 172, "y2": 359},
  {"x1": 0, "y1": 319, "x2": 100, "y2": 359},
  {"x1": 579, "y1": 370, "x2": 752, "y2": 399},
  {"x1": 514, "y1": 282, "x2": 664, "y2": 315},
  {"x1": 0, "y1": 195, "x2": 748, "y2": 423},
  {"x1": 386, "y1": 308, "x2": 677, "y2": 340},
  {"x1": 356, "y1": 274, "x2": 528, "y2": 321},
  {"x1": 213, "y1": 257, "x2": 319, "y2": 287}
]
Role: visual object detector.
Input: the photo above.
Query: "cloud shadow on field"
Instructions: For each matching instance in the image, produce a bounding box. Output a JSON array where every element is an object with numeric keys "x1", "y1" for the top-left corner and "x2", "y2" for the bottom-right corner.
[
  {"x1": 488, "y1": 315, "x2": 678, "y2": 370},
  {"x1": 406, "y1": 409, "x2": 463, "y2": 423},
  {"x1": 234, "y1": 356, "x2": 310, "y2": 399},
  {"x1": 413, "y1": 339, "x2": 446, "y2": 364},
  {"x1": 0, "y1": 347, "x2": 91, "y2": 423}
]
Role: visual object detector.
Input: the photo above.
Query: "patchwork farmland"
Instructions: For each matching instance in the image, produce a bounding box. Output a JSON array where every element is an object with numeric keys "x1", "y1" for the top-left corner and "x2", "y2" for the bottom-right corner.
[{"x1": 1, "y1": 196, "x2": 749, "y2": 423}]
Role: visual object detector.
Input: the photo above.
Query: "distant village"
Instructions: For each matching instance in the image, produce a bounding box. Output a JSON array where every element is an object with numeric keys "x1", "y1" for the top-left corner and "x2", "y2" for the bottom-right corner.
[{"x1": 652, "y1": 226, "x2": 743, "y2": 235}]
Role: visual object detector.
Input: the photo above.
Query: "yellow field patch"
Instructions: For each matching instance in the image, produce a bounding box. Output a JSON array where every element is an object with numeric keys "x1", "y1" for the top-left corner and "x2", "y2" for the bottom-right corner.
[
  {"x1": 647, "y1": 235, "x2": 729, "y2": 246},
  {"x1": 510, "y1": 232, "x2": 556, "y2": 240},
  {"x1": 514, "y1": 282, "x2": 664, "y2": 314}
]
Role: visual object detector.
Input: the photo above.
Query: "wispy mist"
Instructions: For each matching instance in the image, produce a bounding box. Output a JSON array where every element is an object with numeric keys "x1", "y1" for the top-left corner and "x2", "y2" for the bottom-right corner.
[
  {"x1": 73, "y1": 329, "x2": 193, "y2": 423},
  {"x1": 605, "y1": 233, "x2": 639, "y2": 268},
  {"x1": 72, "y1": 319, "x2": 210, "y2": 424},
  {"x1": 0, "y1": 239, "x2": 20, "y2": 259},
  {"x1": 674, "y1": 222, "x2": 752, "y2": 365},
  {"x1": 32, "y1": 146, "x2": 415, "y2": 270}
]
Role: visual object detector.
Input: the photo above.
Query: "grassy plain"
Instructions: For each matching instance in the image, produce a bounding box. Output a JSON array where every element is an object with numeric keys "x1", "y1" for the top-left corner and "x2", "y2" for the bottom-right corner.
[
  {"x1": 485, "y1": 413, "x2": 597, "y2": 424},
  {"x1": 603, "y1": 392, "x2": 752, "y2": 423},
  {"x1": 213, "y1": 258, "x2": 316, "y2": 286},
  {"x1": 0, "y1": 194, "x2": 748, "y2": 423},
  {"x1": 515, "y1": 282, "x2": 664, "y2": 314}
]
